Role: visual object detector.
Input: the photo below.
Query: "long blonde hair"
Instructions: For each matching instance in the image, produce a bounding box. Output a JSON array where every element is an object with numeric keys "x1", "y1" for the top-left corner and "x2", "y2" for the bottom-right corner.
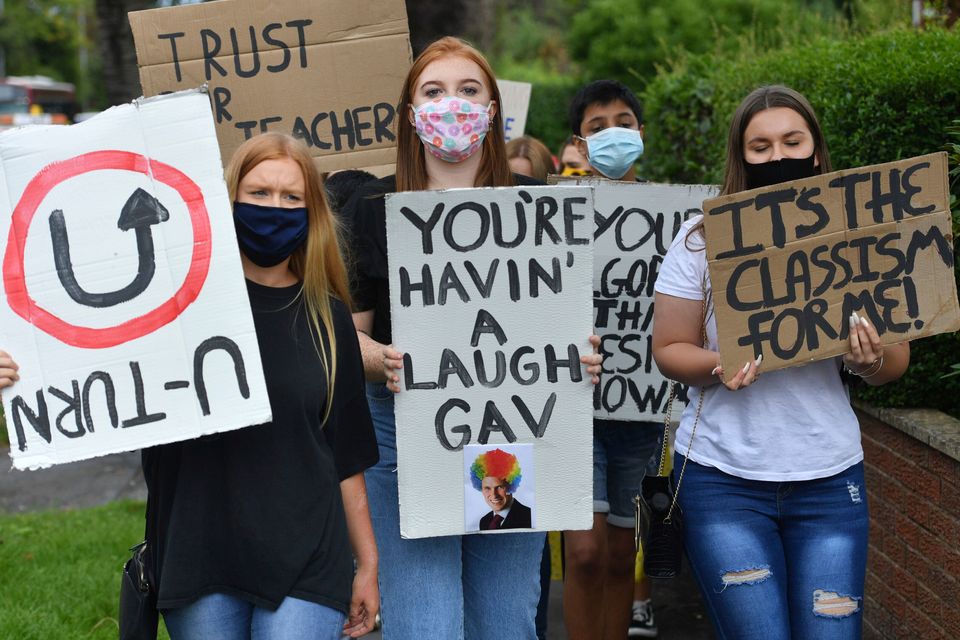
[
  {"x1": 225, "y1": 133, "x2": 352, "y2": 422},
  {"x1": 396, "y1": 36, "x2": 515, "y2": 191}
]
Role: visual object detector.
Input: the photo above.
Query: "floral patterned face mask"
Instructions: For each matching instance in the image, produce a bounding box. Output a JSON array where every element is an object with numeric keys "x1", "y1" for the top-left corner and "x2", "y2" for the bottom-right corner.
[{"x1": 412, "y1": 96, "x2": 492, "y2": 163}]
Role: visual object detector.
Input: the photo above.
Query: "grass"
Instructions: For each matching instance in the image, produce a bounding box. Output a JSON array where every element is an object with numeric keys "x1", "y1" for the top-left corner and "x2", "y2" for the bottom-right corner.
[{"x1": 0, "y1": 501, "x2": 169, "y2": 639}]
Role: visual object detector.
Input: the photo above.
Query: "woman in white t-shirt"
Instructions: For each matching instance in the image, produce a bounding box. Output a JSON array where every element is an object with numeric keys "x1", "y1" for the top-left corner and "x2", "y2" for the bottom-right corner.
[{"x1": 652, "y1": 85, "x2": 910, "y2": 640}]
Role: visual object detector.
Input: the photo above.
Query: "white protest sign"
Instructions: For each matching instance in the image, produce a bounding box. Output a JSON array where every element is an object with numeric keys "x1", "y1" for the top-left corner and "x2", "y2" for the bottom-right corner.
[
  {"x1": 387, "y1": 185, "x2": 595, "y2": 538},
  {"x1": 588, "y1": 180, "x2": 719, "y2": 421},
  {"x1": 498, "y1": 80, "x2": 532, "y2": 142},
  {"x1": 0, "y1": 89, "x2": 271, "y2": 470}
]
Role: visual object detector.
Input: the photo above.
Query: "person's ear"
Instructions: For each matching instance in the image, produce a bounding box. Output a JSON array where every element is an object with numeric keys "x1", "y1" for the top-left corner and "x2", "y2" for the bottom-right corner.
[
  {"x1": 814, "y1": 151, "x2": 820, "y2": 168},
  {"x1": 408, "y1": 104, "x2": 416, "y2": 127},
  {"x1": 487, "y1": 100, "x2": 497, "y2": 122},
  {"x1": 639, "y1": 124, "x2": 645, "y2": 140},
  {"x1": 574, "y1": 135, "x2": 589, "y2": 159}
]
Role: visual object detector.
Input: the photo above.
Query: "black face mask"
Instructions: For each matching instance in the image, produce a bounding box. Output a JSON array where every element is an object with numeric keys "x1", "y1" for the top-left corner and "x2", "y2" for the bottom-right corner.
[{"x1": 744, "y1": 154, "x2": 817, "y2": 190}]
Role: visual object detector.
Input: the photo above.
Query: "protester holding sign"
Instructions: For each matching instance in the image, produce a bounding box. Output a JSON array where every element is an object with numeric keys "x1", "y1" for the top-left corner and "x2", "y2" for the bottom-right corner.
[
  {"x1": 652, "y1": 85, "x2": 910, "y2": 639},
  {"x1": 561, "y1": 79, "x2": 663, "y2": 640},
  {"x1": 140, "y1": 134, "x2": 379, "y2": 638},
  {"x1": 346, "y1": 36, "x2": 602, "y2": 639}
]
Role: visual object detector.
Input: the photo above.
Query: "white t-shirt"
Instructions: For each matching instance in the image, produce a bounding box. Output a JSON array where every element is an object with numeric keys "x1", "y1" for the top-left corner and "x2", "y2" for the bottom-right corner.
[{"x1": 654, "y1": 216, "x2": 862, "y2": 481}]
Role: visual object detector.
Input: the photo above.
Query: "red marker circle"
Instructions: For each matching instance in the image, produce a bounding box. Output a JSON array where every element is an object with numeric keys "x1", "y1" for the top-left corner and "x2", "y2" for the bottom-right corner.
[{"x1": 3, "y1": 150, "x2": 212, "y2": 348}]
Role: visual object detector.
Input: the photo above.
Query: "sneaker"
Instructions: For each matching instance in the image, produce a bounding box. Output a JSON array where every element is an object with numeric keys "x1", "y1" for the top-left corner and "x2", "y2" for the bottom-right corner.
[{"x1": 628, "y1": 599, "x2": 658, "y2": 638}]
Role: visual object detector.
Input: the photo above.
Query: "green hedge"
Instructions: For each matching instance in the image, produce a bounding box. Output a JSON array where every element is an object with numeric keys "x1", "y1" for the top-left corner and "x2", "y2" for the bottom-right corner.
[
  {"x1": 641, "y1": 27, "x2": 960, "y2": 184},
  {"x1": 523, "y1": 77, "x2": 583, "y2": 154},
  {"x1": 640, "y1": 27, "x2": 960, "y2": 417}
]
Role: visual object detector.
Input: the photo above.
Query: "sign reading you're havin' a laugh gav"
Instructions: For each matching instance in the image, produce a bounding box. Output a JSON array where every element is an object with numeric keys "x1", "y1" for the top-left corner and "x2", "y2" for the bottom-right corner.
[
  {"x1": 387, "y1": 185, "x2": 595, "y2": 538},
  {"x1": 129, "y1": 0, "x2": 412, "y2": 175},
  {"x1": 0, "y1": 89, "x2": 271, "y2": 470},
  {"x1": 703, "y1": 152, "x2": 960, "y2": 375}
]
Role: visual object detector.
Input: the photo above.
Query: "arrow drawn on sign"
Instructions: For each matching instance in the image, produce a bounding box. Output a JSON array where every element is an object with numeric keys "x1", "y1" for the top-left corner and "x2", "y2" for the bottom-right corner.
[{"x1": 49, "y1": 187, "x2": 170, "y2": 308}]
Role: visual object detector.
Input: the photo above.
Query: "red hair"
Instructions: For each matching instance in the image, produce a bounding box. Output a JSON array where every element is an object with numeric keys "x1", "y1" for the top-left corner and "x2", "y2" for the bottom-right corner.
[{"x1": 396, "y1": 36, "x2": 514, "y2": 192}]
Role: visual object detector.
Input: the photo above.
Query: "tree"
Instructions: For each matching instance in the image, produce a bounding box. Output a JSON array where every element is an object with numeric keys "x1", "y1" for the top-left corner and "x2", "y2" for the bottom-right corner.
[{"x1": 94, "y1": 0, "x2": 155, "y2": 106}]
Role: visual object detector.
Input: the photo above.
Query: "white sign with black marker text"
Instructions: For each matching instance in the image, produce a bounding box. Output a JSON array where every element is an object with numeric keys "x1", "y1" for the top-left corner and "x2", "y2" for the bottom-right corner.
[
  {"x1": 589, "y1": 180, "x2": 719, "y2": 422},
  {"x1": 387, "y1": 185, "x2": 595, "y2": 538}
]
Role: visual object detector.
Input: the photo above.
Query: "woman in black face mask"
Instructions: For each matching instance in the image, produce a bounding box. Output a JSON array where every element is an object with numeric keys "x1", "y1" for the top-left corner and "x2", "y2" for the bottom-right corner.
[
  {"x1": 650, "y1": 86, "x2": 910, "y2": 639},
  {"x1": 142, "y1": 133, "x2": 380, "y2": 640}
]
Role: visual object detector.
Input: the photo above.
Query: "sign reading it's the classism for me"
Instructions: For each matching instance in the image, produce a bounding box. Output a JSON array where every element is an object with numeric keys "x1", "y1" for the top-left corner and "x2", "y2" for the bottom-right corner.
[
  {"x1": 0, "y1": 89, "x2": 271, "y2": 470},
  {"x1": 703, "y1": 152, "x2": 960, "y2": 375},
  {"x1": 387, "y1": 185, "x2": 595, "y2": 539}
]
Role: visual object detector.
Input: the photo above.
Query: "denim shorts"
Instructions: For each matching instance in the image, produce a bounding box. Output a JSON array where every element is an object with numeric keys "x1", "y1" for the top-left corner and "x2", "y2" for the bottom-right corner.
[{"x1": 592, "y1": 419, "x2": 664, "y2": 528}]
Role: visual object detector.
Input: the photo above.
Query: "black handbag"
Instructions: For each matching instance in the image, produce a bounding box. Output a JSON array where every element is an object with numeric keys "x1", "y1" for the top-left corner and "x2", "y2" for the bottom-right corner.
[
  {"x1": 119, "y1": 541, "x2": 158, "y2": 640},
  {"x1": 634, "y1": 276, "x2": 707, "y2": 578}
]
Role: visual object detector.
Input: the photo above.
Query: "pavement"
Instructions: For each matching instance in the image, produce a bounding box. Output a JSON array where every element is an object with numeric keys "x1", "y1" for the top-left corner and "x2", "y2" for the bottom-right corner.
[{"x1": 1, "y1": 446, "x2": 714, "y2": 639}]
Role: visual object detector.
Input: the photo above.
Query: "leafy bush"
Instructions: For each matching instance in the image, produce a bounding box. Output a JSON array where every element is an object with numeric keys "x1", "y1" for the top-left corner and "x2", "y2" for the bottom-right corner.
[
  {"x1": 641, "y1": 27, "x2": 960, "y2": 416},
  {"x1": 566, "y1": 0, "x2": 905, "y2": 89}
]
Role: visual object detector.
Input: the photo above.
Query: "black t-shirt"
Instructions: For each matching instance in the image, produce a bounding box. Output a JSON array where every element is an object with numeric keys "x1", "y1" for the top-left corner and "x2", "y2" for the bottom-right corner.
[
  {"x1": 345, "y1": 174, "x2": 543, "y2": 345},
  {"x1": 142, "y1": 280, "x2": 378, "y2": 612}
]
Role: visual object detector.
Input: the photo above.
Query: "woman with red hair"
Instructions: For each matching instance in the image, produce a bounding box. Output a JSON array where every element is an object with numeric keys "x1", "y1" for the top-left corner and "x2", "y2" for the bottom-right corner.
[{"x1": 345, "y1": 37, "x2": 602, "y2": 638}]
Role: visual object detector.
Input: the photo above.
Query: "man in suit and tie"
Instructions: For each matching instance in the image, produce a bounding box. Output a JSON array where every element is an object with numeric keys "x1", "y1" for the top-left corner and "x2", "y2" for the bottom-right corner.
[{"x1": 471, "y1": 448, "x2": 532, "y2": 531}]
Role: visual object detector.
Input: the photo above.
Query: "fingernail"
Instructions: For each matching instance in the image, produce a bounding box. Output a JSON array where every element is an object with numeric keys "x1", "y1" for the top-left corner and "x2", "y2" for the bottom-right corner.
[
  {"x1": 711, "y1": 366, "x2": 722, "y2": 376},
  {"x1": 849, "y1": 314, "x2": 857, "y2": 327},
  {"x1": 755, "y1": 354, "x2": 763, "y2": 366},
  {"x1": 742, "y1": 362, "x2": 751, "y2": 374},
  {"x1": 852, "y1": 311, "x2": 861, "y2": 323},
  {"x1": 860, "y1": 316, "x2": 870, "y2": 327}
]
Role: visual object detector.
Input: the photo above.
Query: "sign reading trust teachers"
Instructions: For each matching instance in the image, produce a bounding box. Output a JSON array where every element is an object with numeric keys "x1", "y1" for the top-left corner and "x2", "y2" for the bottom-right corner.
[
  {"x1": 0, "y1": 90, "x2": 271, "y2": 470},
  {"x1": 387, "y1": 185, "x2": 595, "y2": 538}
]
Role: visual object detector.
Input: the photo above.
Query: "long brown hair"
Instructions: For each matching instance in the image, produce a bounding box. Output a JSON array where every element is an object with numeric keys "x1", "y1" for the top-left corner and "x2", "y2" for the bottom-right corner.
[
  {"x1": 506, "y1": 136, "x2": 555, "y2": 181},
  {"x1": 396, "y1": 36, "x2": 514, "y2": 191},
  {"x1": 225, "y1": 132, "x2": 352, "y2": 421},
  {"x1": 721, "y1": 85, "x2": 832, "y2": 196},
  {"x1": 688, "y1": 85, "x2": 832, "y2": 246}
]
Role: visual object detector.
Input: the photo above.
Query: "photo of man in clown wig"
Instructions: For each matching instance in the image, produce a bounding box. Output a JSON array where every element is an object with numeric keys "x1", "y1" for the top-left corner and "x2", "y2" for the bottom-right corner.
[{"x1": 471, "y1": 448, "x2": 533, "y2": 530}]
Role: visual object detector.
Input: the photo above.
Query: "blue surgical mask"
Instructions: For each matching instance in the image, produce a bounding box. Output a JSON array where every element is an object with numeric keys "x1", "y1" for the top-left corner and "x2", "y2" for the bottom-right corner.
[
  {"x1": 233, "y1": 201, "x2": 308, "y2": 267},
  {"x1": 579, "y1": 127, "x2": 644, "y2": 179}
]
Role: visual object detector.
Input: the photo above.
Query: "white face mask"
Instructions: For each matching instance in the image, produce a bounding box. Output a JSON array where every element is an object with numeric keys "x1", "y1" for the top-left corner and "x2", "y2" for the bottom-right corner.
[
  {"x1": 412, "y1": 96, "x2": 492, "y2": 163},
  {"x1": 578, "y1": 127, "x2": 644, "y2": 179}
]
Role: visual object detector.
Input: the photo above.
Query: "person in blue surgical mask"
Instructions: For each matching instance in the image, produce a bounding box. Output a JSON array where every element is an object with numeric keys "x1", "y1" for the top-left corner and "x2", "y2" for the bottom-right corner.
[
  {"x1": 564, "y1": 79, "x2": 663, "y2": 640},
  {"x1": 570, "y1": 80, "x2": 645, "y2": 182}
]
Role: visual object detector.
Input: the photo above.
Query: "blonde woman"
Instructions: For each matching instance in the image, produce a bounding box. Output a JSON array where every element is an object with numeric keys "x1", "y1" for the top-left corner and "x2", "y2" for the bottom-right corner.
[{"x1": 145, "y1": 133, "x2": 379, "y2": 639}]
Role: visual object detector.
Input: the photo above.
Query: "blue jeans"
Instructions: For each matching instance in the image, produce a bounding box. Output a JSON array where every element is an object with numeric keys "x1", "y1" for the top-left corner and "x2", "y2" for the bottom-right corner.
[
  {"x1": 365, "y1": 382, "x2": 545, "y2": 640},
  {"x1": 675, "y1": 455, "x2": 868, "y2": 640},
  {"x1": 593, "y1": 420, "x2": 664, "y2": 528},
  {"x1": 163, "y1": 593, "x2": 346, "y2": 640}
]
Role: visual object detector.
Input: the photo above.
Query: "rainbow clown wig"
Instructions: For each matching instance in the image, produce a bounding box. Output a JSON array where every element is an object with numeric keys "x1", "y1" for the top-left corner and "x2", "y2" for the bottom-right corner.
[{"x1": 470, "y1": 448, "x2": 522, "y2": 493}]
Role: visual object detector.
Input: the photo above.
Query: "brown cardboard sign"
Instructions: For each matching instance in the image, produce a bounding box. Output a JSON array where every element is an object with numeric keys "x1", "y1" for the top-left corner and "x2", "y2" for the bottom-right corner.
[
  {"x1": 129, "y1": 0, "x2": 411, "y2": 173},
  {"x1": 702, "y1": 152, "x2": 959, "y2": 374}
]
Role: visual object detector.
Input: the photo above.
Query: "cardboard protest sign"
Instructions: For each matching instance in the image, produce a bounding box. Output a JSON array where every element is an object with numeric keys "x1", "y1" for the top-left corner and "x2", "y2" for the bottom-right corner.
[
  {"x1": 129, "y1": 0, "x2": 411, "y2": 175},
  {"x1": 387, "y1": 185, "x2": 595, "y2": 538},
  {"x1": 589, "y1": 180, "x2": 718, "y2": 421},
  {"x1": 0, "y1": 89, "x2": 271, "y2": 469},
  {"x1": 498, "y1": 80, "x2": 532, "y2": 142},
  {"x1": 703, "y1": 152, "x2": 960, "y2": 375}
]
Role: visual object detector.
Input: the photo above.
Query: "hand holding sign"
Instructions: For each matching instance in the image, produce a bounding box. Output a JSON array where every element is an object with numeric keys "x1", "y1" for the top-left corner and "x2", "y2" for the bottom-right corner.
[
  {"x1": 0, "y1": 350, "x2": 19, "y2": 390},
  {"x1": 703, "y1": 152, "x2": 959, "y2": 376}
]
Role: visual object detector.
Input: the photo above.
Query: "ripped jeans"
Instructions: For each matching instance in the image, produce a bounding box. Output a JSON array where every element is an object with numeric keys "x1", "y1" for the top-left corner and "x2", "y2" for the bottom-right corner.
[{"x1": 675, "y1": 455, "x2": 868, "y2": 640}]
